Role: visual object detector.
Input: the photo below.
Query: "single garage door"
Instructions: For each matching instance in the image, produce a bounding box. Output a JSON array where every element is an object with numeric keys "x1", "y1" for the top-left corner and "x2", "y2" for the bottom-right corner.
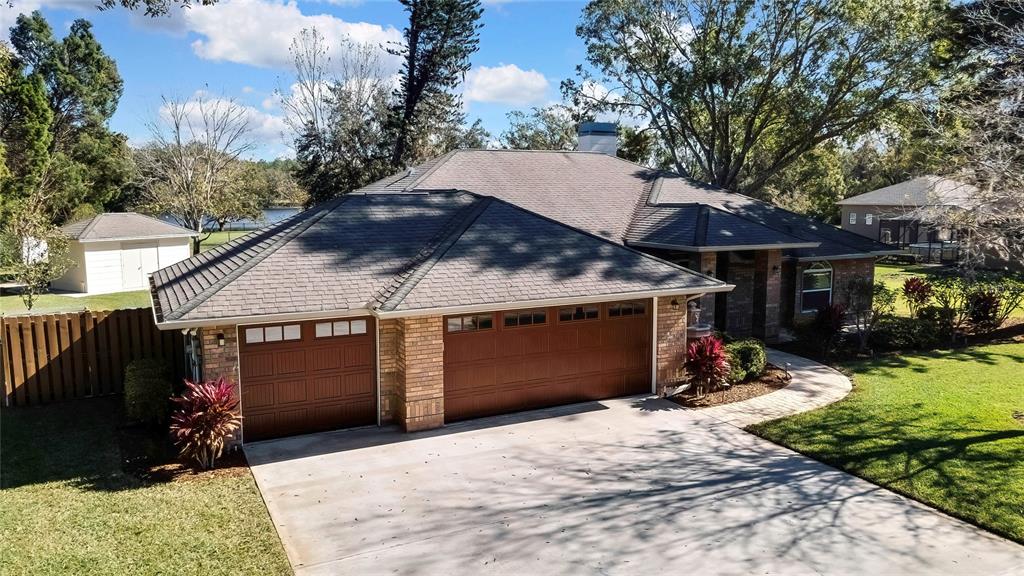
[
  {"x1": 238, "y1": 317, "x2": 376, "y2": 441},
  {"x1": 443, "y1": 300, "x2": 652, "y2": 422}
]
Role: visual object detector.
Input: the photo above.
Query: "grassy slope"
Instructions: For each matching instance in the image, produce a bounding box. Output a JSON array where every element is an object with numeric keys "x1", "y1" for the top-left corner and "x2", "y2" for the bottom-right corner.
[
  {"x1": 1, "y1": 291, "x2": 152, "y2": 316},
  {"x1": 750, "y1": 342, "x2": 1024, "y2": 543},
  {"x1": 0, "y1": 399, "x2": 291, "y2": 576}
]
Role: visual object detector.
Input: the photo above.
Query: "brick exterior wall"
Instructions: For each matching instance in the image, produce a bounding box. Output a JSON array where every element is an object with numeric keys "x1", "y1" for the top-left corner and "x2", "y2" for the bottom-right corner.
[
  {"x1": 792, "y1": 257, "x2": 876, "y2": 321},
  {"x1": 655, "y1": 296, "x2": 688, "y2": 395},
  {"x1": 752, "y1": 249, "x2": 782, "y2": 341},
  {"x1": 697, "y1": 252, "x2": 717, "y2": 321},
  {"x1": 395, "y1": 316, "x2": 445, "y2": 432},
  {"x1": 199, "y1": 325, "x2": 241, "y2": 445},
  {"x1": 378, "y1": 318, "x2": 400, "y2": 423}
]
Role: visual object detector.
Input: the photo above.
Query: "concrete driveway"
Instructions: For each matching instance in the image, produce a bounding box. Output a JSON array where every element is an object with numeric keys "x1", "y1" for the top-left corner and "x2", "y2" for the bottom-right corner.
[{"x1": 246, "y1": 397, "x2": 1024, "y2": 576}]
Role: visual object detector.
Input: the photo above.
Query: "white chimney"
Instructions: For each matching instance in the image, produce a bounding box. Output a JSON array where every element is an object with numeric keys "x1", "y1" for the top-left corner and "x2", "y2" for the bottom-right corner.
[{"x1": 576, "y1": 122, "x2": 618, "y2": 156}]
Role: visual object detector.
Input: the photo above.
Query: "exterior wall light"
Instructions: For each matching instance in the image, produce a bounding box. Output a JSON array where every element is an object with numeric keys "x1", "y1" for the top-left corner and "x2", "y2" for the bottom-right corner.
[
  {"x1": 217, "y1": 333, "x2": 226, "y2": 347},
  {"x1": 670, "y1": 299, "x2": 680, "y2": 310}
]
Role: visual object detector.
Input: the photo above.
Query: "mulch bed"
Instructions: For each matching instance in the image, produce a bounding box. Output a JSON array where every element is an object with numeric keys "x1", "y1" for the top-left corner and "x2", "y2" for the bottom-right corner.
[
  {"x1": 669, "y1": 363, "x2": 791, "y2": 408},
  {"x1": 118, "y1": 423, "x2": 250, "y2": 484}
]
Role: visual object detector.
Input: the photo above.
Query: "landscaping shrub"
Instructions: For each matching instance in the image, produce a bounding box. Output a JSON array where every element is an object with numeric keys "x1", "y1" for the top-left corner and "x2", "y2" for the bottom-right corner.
[
  {"x1": 902, "y1": 277, "x2": 933, "y2": 317},
  {"x1": 813, "y1": 303, "x2": 847, "y2": 358},
  {"x1": 968, "y1": 288, "x2": 1002, "y2": 333},
  {"x1": 169, "y1": 377, "x2": 241, "y2": 470},
  {"x1": 686, "y1": 335, "x2": 731, "y2": 395},
  {"x1": 124, "y1": 359, "x2": 173, "y2": 426},
  {"x1": 725, "y1": 338, "x2": 767, "y2": 383},
  {"x1": 871, "y1": 316, "x2": 943, "y2": 351}
]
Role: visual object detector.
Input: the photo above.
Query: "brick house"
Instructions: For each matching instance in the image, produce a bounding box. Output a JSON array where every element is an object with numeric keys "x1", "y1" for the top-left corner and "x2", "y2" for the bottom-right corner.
[{"x1": 151, "y1": 130, "x2": 893, "y2": 442}]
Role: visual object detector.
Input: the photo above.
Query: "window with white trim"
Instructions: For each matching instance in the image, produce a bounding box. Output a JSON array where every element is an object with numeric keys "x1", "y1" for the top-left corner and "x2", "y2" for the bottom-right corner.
[
  {"x1": 314, "y1": 319, "x2": 367, "y2": 338},
  {"x1": 558, "y1": 304, "x2": 599, "y2": 322},
  {"x1": 849, "y1": 212, "x2": 857, "y2": 224},
  {"x1": 801, "y1": 262, "x2": 833, "y2": 313},
  {"x1": 608, "y1": 301, "x2": 647, "y2": 317},
  {"x1": 865, "y1": 213, "x2": 874, "y2": 225},
  {"x1": 244, "y1": 324, "x2": 302, "y2": 344},
  {"x1": 446, "y1": 314, "x2": 494, "y2": 333},
  {"x1": 503, "y1": 309, "x2": 547, "y2": 328}
]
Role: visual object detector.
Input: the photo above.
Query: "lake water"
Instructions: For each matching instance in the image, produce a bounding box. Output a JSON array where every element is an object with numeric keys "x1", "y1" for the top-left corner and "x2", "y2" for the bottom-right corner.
[{"x1": 160, "y1": 206, "x2": 302, "y2": 232}]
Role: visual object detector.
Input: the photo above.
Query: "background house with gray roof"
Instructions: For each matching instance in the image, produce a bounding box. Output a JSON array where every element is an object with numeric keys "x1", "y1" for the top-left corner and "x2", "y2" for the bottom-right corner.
[{"x1": 149, "y1": 125, "x2": 894, "y2": 442}]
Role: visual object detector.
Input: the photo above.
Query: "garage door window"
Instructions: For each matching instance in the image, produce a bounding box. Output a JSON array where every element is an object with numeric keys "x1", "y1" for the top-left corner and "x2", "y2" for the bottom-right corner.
[
  {"x1": 244, "y1": 324, "x2": 302, "y2": 344},
  {"x1": 608, "y1": 301, "x2": 646, "y2": 317},
  {"x1": 315, "y1": 319, "x2": 368, "y2": 338},
  {"x1": 447, "y1": 314, "x2": 494, "y2": 333},
  {"x1": 558, "y1": 305, "x2": 599, "y2": 322},
  {"x1": 503, "y1": 309, "x2": 547, "y2": 328}
]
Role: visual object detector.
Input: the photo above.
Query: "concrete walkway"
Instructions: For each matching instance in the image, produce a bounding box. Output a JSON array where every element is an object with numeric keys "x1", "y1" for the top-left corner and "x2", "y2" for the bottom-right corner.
[{"x1": 694, "y1": 348, "x2": 853, "y2": 428}]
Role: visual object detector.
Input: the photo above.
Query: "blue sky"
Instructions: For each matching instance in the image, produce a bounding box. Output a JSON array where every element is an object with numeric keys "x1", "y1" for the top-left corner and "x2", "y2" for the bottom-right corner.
[{"x1": 3, "y1": 0, "x2": 593, "y2": 159}]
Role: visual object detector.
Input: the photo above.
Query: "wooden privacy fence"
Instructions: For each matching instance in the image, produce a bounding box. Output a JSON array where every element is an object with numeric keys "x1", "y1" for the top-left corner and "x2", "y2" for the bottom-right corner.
[{"x1": 1, "y1": 308, "x2": 186, "y2": 407}]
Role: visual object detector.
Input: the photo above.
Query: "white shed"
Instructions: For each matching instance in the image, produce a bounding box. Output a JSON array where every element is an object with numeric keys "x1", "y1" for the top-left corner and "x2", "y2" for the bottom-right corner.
[{"x1": 52, "y1": 213, "x2": 198, "y2": 294}]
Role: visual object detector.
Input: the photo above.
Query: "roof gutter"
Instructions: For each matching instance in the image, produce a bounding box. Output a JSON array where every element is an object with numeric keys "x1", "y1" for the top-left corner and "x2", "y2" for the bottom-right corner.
[
  {"x1": 152, "y1": 284, "x2": 735, "y2": 329},
  {"x1": 790, "y1": 249, "x2": 904, "y2": 263},
  {"x1": 627, "y1": 240, "x2": 820, "y2": 252},
  {"x1": 77, "y1": 233, "x2": 200, "y2": 243},
  {"x1": 372, "y1": 285, "x2": 734, "y2": 320}
]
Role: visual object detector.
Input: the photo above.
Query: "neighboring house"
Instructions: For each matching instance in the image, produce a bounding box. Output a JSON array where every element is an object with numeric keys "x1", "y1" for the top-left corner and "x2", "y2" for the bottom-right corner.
[
  {"x1": 53, "y1": 213, "x2": 197, "y2": 294},
  {"x1": 150, "y1": 126, "x2": 894, "y2": 442},
  {"x1": 838, "y1": 175, "x2": 973, "y2": 250}
]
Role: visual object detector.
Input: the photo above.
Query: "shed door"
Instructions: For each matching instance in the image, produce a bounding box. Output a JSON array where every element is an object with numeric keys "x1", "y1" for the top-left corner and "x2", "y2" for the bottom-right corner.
[
  {"x1": 121, "y1": 241, "x2": 159, "y2": 289},
  {"x1": 238, "y1": 317, "x2": 376, "y2": 441},
  {"x1": 443, "y1": 300, "x2": 652, "y2": 422}
]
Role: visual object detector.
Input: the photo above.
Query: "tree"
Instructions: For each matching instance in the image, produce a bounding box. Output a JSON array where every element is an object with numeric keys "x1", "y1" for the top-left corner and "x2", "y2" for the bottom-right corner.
[
  {"x1": 99, "y1": 0, "x2": 217, "y2": 16},
  {"x1": 844, "y1": 278, "x2": 897, "y2": 353},
  {"x1": 135, "y1": 95, "x2": 254, "y2": 253},
  {"x1": 922, "y1": 0, "x2": 1024, "y2": 275},
  {"x1": 282, "y1": 29, "x2": 396, "y2": 205},
  {"x1": 4, "y1": 12, "x2": 132, "y2": 222},
  {"x1": 0, "y1": 68, "x2": 53, "y2": 216},
  {"x1": 0, "y1": 202, "x2": 72, "y2": 311},
  {"x1": 388, "y1": 0, "x2": 483, "y2": 168},
  {"x1": 500, "y1": 105, "x2": 577, "y2": 151},
  {"x1": 568, "y1": 0, "x2": 945, "y2": 197}
]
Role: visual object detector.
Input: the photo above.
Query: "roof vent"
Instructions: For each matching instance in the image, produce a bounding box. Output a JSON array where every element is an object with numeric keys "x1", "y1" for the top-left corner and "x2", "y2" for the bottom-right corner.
[{"x1": 576, "y1": 122, "x2": 618, "y2": 156}]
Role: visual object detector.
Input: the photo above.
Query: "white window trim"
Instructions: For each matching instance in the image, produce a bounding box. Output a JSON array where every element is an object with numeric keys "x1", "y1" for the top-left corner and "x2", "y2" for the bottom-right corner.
[
  {"x1": 865, "y1": 213, "x2": 874, "y2": 225},
  {"x1": 801, "y1": 262, "x2": 833, "y2": 313},
  {"x1": 849, "y1": 212, "x2": 857, "y2": 224}
]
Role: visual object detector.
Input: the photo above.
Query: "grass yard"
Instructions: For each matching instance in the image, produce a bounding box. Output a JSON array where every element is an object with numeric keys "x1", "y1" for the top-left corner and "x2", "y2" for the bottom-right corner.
[
  {"x1": 1, "y1": 290, "x2": 152, "y2": 316},
  {"x1": 0, "y1": 399, "x2": 291, "y2": 576},
  {"x1": 200, "y1": 230, "x2": 253, "y2": 252},
  {"x1": 875, "y1": 262, "x2": 1024, "y2": 319},
  {"x1": 750, "y1": 342, "x2": 1024, "y2": 543}
]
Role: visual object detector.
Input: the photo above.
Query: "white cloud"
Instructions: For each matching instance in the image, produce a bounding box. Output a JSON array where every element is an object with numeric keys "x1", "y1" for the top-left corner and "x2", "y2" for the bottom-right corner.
[
  {"x1": 463, "y1": 63, "x2": 548, "y2": 106},
  {"x1": 183, "y1": 0, "x2": 402, "y2": 72},
  {"x1": 241, "y1": 86, "x2": 255, "y2": 94},
  {"x1": 1, "y1": 0, "x2": 88, "y2": 33},
  {"x1": 154, "y1": 95, "x2": 290, "y2": 159}
]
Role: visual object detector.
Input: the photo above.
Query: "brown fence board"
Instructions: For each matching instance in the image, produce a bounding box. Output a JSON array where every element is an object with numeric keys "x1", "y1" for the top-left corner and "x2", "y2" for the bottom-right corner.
[{"x1": 1, "y1": 308, "x2": 186, "y2": 407}]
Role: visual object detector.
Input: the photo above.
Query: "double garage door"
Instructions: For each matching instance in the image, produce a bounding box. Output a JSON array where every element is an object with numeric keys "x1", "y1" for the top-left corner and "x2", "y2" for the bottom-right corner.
[
  {"x1": 236, "y1": 301, "x2": 652, "y2": 441},
  {"x1": 443, "y1": 300, "x2": 653, "y2": 422},
  {"x1": 238, "y1": 317, "x2": 376, "y2": 441}
]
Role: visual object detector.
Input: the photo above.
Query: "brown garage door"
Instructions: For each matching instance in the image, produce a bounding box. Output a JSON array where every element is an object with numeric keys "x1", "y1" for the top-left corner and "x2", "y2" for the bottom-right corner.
[
  {"x1": 443, "y1": 300, "x2": 652, "y2": 422},
  {"x1": 238, "y1": 317, "x2": 376, "y2": 441}
]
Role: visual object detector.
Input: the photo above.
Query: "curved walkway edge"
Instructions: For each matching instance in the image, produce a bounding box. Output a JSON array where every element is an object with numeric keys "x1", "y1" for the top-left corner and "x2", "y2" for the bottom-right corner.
[{"x1": 692, "y1": 348, "x2": 852, "y2": 428}]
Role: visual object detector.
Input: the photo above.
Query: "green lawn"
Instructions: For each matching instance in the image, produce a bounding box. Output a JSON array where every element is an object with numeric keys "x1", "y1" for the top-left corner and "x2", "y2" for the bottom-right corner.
[
  {"x1": 200, "y1": 230, "x2": 253, "y2": 252},
  {"x1": 0, "y1": 398, "x2": 291, "y2": 576},
  {"x1": 750, "y1": 342, "x2": 1024, "y2": 543},
  {"x1": 1, "y1": 290, "x2": 152, "y2": 316}
]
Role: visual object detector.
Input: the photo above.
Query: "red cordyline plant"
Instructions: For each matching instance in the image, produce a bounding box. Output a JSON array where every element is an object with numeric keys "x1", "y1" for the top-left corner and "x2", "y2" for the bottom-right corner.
[
  {"x1": 686, "y1": 335, "x2": 731, "y2": 396},
  {"x1": 169, "y1": 377, "x2": 241, "y2": 470},
  {"x1": 902, "y1": 277, "x2": 933, "y2": 317}
]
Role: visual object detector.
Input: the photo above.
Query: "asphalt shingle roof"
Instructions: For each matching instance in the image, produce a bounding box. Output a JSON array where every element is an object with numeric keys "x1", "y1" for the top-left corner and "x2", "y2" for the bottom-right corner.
[
  {"x1": 836, "y1": 176, "x2": 976, "y2": 208},
  {"x1": 151, "y1": 190, "x2": 724, "y2": 324},
  {"x1": 63, "y1": 212, "x2": 197, "y2": 241}
]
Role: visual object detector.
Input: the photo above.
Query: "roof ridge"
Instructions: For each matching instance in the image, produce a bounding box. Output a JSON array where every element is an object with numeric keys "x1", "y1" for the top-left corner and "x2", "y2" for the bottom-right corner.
[
  {"x1": 694, "y1": 205, "x2": 711, "y2": 246},
  {"x1": 161, "y1": 197, "x2": 346, "y2": 321},
  {"x1": 78, "y1": 215, "x2": 102, "y2": 240},
  {"x1": 483, "y1": 195, "x2": 726, "y2": 286},
  {"x1": 401, "y1": 149, "x2": 458, "y2": 192},
  {"x1": 373, "y1": 194, "x2": 493, "y2": 312},
  {"x1": 133, "y1": 212, "x2": 197, "y2": 234}
]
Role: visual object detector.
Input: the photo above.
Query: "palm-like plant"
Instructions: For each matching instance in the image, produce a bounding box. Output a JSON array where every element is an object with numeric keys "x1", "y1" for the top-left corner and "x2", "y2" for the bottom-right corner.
[
  {"x1": 686, "y1": 336, "x2": 731, "y2": 397},
  {"x1": 169, "y1": 377, "x2": 241, "y2": 470}
]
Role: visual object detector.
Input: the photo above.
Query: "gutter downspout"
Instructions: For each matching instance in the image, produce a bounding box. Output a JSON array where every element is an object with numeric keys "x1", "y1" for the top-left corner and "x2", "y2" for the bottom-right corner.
[
  {"x1": 375, "y1": 318, "x2": 381, "y2": 427},
  {"x1": 650, "y1": 296, "x2": 658, "y2": 394}
]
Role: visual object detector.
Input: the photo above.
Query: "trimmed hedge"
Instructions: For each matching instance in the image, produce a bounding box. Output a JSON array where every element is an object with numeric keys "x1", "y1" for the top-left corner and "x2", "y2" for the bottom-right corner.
[
  {"x1": 725, "y1": 338, "x2": 767, "y2": 383},
  {"x1": 124, "y1": 359, "x2": 173, "y2": 425}
]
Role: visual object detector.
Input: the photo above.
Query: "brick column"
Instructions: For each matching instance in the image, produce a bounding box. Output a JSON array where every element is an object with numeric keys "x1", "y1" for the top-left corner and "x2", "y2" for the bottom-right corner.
[
  {"x1": 378, "y1": 319, "x2": 400, "y2": 423},
  {"x1": 655, "y1": 297, "x2": 688, "y2": 395},
  {"x1": 752, "y1": 249, "x2": 783, "y2": 341},
  {"x1": 200, "y1": 325, "x2": 239, "y2": 383},
  {"x1": 397, "y1": 316, "x2": 445, "y2": 432},
  {"x1": 697, "y1": 252, "x2": 717, "y2": 322}
]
